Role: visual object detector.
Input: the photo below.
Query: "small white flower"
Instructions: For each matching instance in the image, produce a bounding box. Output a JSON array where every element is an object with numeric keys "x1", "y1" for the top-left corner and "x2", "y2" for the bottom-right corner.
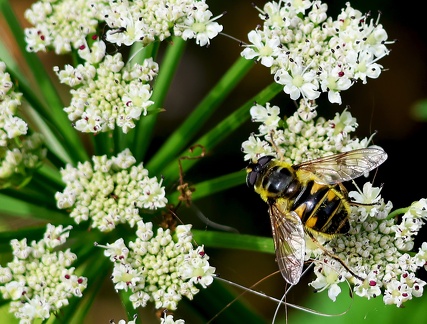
[
  {"x1": 310, "y1": 259, "x2": 345, "y2": 302},
  {"x1": 241, "y1": 30, "x2": 281, "y2": 67},
  {"x1": 250, "y1": 103, "x2": 281, "y2": 135},
  {"x1": 241, "y1": 135, "x2": 274, "y2": 162},
  {"x1": 275, "y1": 61, "x2": 320, "y2": 101},
  {"x1": 112, "y1": 263, "x2": 141, "y2": 291},
  {"x1": 180, "y1": 8, "x2": 224, "y2": 47},
  {"x1": 101, "y1": 238, "x2": 129, "y2": 262},
  {"x1": 161, "y1": 314, "x2": 185, "y2": 324}
]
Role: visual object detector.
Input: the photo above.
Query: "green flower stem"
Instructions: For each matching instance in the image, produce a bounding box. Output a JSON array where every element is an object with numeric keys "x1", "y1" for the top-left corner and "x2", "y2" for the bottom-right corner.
[
  {"x1": 29, "y1": 173, "x2": 60, "y2": 199},
  {"x1": 37, "y1": 164, "x2": 63, "y2": 189},
  {"x1": 130, "y1": 40, "x2": 159, "y2": 64},
  {"x1": 132, "y1": 37, "x2": 184, "y2": 162},
  {"x1": 119, "y1": 290, "x2": 139, "y2": 323},
  {"x1": 160, "y1": 81, "x2": 283, "y2": 186},
  {"x1": 92, "y1": 131, "x2": 114, "y2": 156},
  {"x1": 146, "y1": 56, "x2": 254, "y2": 175},
  {"x1": 25, "y1": 103, "x2": 80, "y2": 165},
  {"x1": 0, "y1": 226, "x2": 46, "y2": 244},
  {"x1": 0, "y1": 0, "x2": 87, "y2": 164},
  {"x1": 192, "y1": 230, "x2": 274, "y2": 254},
  {"x1": 387, "y1": 207, "x2": 410, "y2": 219},
  {"x1": 1, "y1": 186, "x2": 57, "y2": 210},
  {"x1": 114, "y1": 126, "x2": 127, "y2": 155},
  {"x1": 0, "y1": 193, "x2": 69, "y2": 221},
  {"x1": 168, "y1": 169, "x2": 245, "y2": 203}
]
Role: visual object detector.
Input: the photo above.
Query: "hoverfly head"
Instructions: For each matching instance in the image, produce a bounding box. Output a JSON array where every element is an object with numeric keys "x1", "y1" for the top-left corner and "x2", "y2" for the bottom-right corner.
[{"x1": 246, "y1": 155, "x2": 274, "y2": 188}]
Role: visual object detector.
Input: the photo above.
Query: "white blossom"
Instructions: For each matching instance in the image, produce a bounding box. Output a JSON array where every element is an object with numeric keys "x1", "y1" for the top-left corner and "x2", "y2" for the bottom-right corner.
[
  {"x1": 0, "y1": 224, "x2": 87, "y2": 323},
  {"x1": 99, "y1": 222, "x2": 215, "y2": 311},
  {"x1": 55, "y1": 149, "x2": 167, "y2": 232},
  {"x1": 241, "y1": 1, "x2": 394, "y2": 104}
]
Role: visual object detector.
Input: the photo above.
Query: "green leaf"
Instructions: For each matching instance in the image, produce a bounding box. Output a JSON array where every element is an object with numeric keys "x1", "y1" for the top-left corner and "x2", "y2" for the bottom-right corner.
[
  {"x1": 168, "y1": 170, "x2": 246, "y2": 203},
  {"x1": 159, "y1": 81, "x2": 282, "y2": 186},
  {"x1": 147, "y1": 56, "x2": 254, "y2": 175},
  {"x1": 132, "y1": 38, "x2": 184, "y2": 161},
  {"x1": 192, "y1": 230, "x2": 274, "y2": 254},
  {"x1": 0, "y1": 193, "x2": 70, "y2": 222}
]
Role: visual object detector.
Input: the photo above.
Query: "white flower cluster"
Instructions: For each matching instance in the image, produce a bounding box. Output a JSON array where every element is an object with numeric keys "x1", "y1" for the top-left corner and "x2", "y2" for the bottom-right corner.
[
  {"x1": 24, "y1": 0, "x2": 108, "y2": 54},
  {"x1": 161, "y1": 314, "x2": 185, "y2": 324},
  {"x1": 110, "y1": 317, "x2": 137, "y2": 324},
  {"x1": 100, "y1": 221, "x2": 215, "y2": 311},
  {"x1": 104, "y1": 0, "x2": 223, "y2": 47},
  {"x1": 0, "y1": 224, "x2": 87, "y2": 323},
  {"x1": 0, "y1": 62, "x2": 46, "y2": 189},
  {"x1": 241, "y1": 0, "x2": 394, "y2": 105},
  {"x1": 242, "y1": 100, "x2": 370, "y2": 165},
  {"x1": 55, "y1": 149, "x2": 167, "y2": 232},
  {"x1": 110, "y1": 312, "x2": 184, "y2": 323},
  {"x1": 54, "y1": 54, "x2": 158, "y2": 133},
  {"x1": 308, "y1": 184, "x2": 427, "y2": 307}
]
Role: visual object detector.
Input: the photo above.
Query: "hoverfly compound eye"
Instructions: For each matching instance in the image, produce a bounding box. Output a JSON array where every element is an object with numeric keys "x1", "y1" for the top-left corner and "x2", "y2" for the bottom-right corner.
[
  {"x1": 246, "y1": 155, "x2": 274, "y2": 187},
  {"x1": 257, "y1": 155, "x2": 274, "y2": 167}
]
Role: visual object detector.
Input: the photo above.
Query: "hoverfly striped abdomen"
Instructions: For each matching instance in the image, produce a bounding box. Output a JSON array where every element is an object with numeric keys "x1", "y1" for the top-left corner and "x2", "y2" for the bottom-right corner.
[{"x1": 293, "y1": 180, "x2": 350, "y2": 236}]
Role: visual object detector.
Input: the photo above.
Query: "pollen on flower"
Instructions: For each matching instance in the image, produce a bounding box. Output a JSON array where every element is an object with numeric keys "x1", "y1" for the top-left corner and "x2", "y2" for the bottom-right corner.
[
  {"x1": 241, "y1": 0, "x2": 394, "y2": 105},
  {"x1": 0, "y1": 224, "x2": 87, "y2": 323},
  {"x1": 55, "y1": 149, "x2": 167, "y2": 232},
  {"x1": 99, "y1": 221, "x2": 215, "y2": 311}
]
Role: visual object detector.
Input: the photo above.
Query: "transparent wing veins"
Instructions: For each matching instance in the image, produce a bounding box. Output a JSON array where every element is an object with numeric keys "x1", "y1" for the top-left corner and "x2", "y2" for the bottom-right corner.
[
  {"x1": 269, "y1": 203, "x2": 305, "y2": 285},
  {"x1": 294, "y1": 147, "x2": 387, "y2": 185}
]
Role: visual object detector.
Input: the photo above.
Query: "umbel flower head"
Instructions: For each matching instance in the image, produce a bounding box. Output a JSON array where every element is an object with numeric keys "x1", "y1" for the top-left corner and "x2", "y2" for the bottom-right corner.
[
  {"x1": 104, "y1": 0, "x2": 223, "y2": 47},
  {"x1": 0, "y1": 224, "x2": 87, "y2": 323},
  {"x1": 242, "y1": 99, "x2": 371, "y2": 164},
  {"x1": 98, "y1": 221, "x2": 215, "y2": 311},
  {"x1": 24, "y1": 0, "x2": 223, "y2": 53},
  {"x1": 241, "y1": 0, "x2": 395, "y2": 105},
  {"x1": 55, "y1": 149, "x2": 167, "y2": 232},
  {"x1": 242, "y1": 99, "x2": 427, "y2": 307},
  {"x1": 54, "y1": 54, "x2": 159, "y2": 134},
  {"x1": 0, "y1": 62, "x2": 46, "y2": 189},
  {"x1": 24, "y1": 0, "x2": 108, "y2": 55}
]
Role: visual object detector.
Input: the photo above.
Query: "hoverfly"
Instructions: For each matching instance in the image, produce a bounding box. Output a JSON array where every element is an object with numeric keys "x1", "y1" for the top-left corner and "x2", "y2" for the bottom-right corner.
[{"x1": 246, "y1": 147, "x2": 387, "y2": 285}]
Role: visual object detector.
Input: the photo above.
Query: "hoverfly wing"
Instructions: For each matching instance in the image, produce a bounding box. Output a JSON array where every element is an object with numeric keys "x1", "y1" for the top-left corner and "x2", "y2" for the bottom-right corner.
[
  {"x1": 294, "y1": 147, "x2": 387, "y2": 185},
  {"x1": 269, "y1": 203, "x2": 305, "y2": 285}
]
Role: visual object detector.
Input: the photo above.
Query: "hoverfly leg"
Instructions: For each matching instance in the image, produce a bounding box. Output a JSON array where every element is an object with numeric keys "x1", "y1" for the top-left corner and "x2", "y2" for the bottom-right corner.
[
  {"x1": 307, "y1": 231, "x2": 365, "y2": 282},
  {"x1": 268, "y1": 130, "x2": 284, "y2": 161}
]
